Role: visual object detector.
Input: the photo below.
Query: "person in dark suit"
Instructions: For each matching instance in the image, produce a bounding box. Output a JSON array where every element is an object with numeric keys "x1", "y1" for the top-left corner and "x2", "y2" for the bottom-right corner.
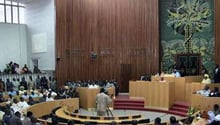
[
  {"x1": 154, "y1": 117, "x2": 162, "y2": 125},
  {"x1": 214, "y1": 64, "x2": 220, "y2": 83},
  {"x1": 209, "y1": 87, "x2": 220, "y2": 97},
  {"x1": 10, "y1": 111, "x2": 22, "y2": 125},
  {"x1": 170, "y1": 116, "x2": 181, "y2": 125}
]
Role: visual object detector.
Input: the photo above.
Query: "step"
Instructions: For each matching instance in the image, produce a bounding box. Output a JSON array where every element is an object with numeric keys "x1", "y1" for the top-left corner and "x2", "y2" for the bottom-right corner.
[
  {"x1": 173, "y1": 101, "x2": 189, "y2": 108},
  {"x1": 114, "y1": 106, "x2": 145, "y2": 110},
  {"x1": 114, "y1": 101, "x2": 145, "y2": 104},
  {"x1": 114, "y1": 102, "x2": 144, "y2": 107},
  {"x1": 170, "y1": 106, "x2": 188, "y2": 113},
  {"x1": 114, "y1": 99, "x2": 144, "y2": 103},
  {"x1": 168, "y1": 110, "x2": 187, "y2": 117}
]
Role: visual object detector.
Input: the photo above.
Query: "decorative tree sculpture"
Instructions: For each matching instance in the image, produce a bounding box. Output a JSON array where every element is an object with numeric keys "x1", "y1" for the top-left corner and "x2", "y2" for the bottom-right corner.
[{"x1": 167, "y1": 0, "x2": 212, "y2": 53}]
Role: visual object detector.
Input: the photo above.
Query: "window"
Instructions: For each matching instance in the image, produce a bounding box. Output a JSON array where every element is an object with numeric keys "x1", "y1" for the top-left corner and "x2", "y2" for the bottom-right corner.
[
  {"x1": 0, "y1": 5, "x2": 4, "y2": 22},
  {"x1": 19, "y1": 7, "x2": 24, "y2": 24},
  {"x1": 12, "y1": 1, "x2": 17, "y2": 5},
  {"x1": 6, "y1": 5, "x2": 11, "y2": 23},
  {"x1": 0, "y1": 0, "x2": 25, "y2": 24},
  {"x1": 5, "y1": 0, "x2": 10, "y2": 4},
  {"x1": 13, "y1": 6, "x2": 18, "y2": 23}
]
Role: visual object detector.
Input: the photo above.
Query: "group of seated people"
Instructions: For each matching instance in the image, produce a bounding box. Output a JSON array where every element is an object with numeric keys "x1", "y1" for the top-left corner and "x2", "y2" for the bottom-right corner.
[
  {"x1": 0, "y1": 61, "x2": 41, "y2": 75},
  {"x1": 154, "y1": 116, "x2": 181, "y2": 125},
  {"x1": 192, "y1": 104, "x2": 220, "y2": 125},
  {"x1": 0, "y1": 75, "x2": 57, "y2": 93},
  {"x1": 65, "y1": 79, "x2": 119, "y2": 96},
  {"x1": 194, "y1": 85, "x2": 220, "y2": 97},
  {"x1": 0, "y1": 90, "x2": 54, "y2": 125},
  {"x1": 0, "y1": 108, "x2": 40, "y2": 125},
  {"x1": 0, "y1": 83, "x2": 81, "y2": 125}
]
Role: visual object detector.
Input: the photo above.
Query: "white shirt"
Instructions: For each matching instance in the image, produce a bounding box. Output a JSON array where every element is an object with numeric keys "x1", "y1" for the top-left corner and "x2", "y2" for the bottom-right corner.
[
  {"x1": 196, "y1": 89, "x2": 211, "y2": 96},
  {"x1": 10, "y1": 103, "x2": 22, "y2": 113},
  {"x1": 88, "y1": 84, "x2": 99, "y2": 88},
  {"x1": 18, "y1": 101, "x2": 30, "y2": 109},
  {"x1": 46, "y1": 97, "x2": 54, "y2": 101}
]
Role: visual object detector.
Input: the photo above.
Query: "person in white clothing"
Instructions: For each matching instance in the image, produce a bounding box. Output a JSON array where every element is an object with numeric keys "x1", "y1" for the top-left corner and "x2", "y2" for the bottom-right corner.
[
  {"x1": 18, "y1": 97, "x2": 30, "y2": 110},
  {"x1": 46, "y1": 93, "x2": 54, "y2": 101},
  {"x1": 201, "y1": 74, "x2": 211, "y2": 84},
  {"x1": 10, "y1": 98, "x2": 22, "y2": 113},
  {"x1": 195, "y1": 85, "x2": 211, "y2": 97}
]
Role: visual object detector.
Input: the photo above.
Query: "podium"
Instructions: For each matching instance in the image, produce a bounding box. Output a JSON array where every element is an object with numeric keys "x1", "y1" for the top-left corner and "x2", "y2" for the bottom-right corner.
[
  {"x1": 129, "y1": 81, "x2": 175, "y2": 110},
  {"x1": 77, "y1": 87, "x2": 115, "y2": 110},
  {"x1": 151, "y1": 75, "x2": 202, "y2": 102}
]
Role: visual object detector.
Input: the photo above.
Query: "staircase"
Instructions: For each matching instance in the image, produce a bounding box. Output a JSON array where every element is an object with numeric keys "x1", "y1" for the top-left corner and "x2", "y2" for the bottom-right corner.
[
  {"x1": 114, "y1": 95, "x2": 189, "y2": 117},
  {"x1": 168, "y1": 101, "x2": 189, "y2": 117},
  {"x1": 113, "y1": 95, "x2": 145, "y2": 110}
]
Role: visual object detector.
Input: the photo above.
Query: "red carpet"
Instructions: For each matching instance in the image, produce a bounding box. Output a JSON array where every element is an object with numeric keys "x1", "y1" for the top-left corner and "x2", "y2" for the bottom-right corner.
[{"x1": 114, "y1": 95, "x2": 189, "y2": 117}]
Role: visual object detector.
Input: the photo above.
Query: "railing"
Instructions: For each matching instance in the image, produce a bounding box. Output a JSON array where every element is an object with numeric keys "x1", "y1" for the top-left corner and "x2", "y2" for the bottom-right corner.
[{"x1": 0, "y1": 73, "x2": 54, "y2": 82}]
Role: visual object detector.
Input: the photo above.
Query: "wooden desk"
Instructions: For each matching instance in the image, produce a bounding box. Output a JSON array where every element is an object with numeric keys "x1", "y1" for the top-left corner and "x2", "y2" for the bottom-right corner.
[
  {"x1": 191, "y1": 94, "x2": 220, "y2": 111},
  {"x1": 55, "y1": 107, "x2": 144, "y2": 124},
  {"x1": 27, "y1": 98, "x2": 79, "y2": 118},
  {"x1": 186, "y1": 82, "x2": 220, "y2": 104},
  {"x1": 77, "y1": 87, "x2": 115, "y2": 110},
  {"x1": 151, "y1": 76, "x2": 202, "y2": 102},
  {"x1": 129, "y1": 81, "x2": 175, "y2": 110}
]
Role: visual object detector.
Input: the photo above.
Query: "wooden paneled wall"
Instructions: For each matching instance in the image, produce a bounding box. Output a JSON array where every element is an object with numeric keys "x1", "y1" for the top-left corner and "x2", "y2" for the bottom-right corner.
[
  {"x1": 215, "y1": 0, "x2": 220, "y2": 64},
  {"x1": 55, "y1": 0, "x2": 159, "y2": 92}
]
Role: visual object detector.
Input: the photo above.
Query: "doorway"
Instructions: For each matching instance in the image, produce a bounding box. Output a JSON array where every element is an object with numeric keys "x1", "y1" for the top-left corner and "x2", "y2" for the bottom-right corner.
[{"x1": 120, "y1": 64, "x2": 132, "y2": 93}]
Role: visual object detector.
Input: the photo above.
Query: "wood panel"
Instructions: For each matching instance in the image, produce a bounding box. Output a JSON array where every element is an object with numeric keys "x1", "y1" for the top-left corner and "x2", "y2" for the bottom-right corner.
[
  {"x1": 55, "y1": 0, "x2": 159, "y2": 92},
  {"x1": 151, "y1": 75, "x2": 202, "y2": 102},
  {"x1": 129, "y1": 81, "x2": 175, "y2": 110},
  {"x1": 191, "y1": 94, "x2": 220, "y2": 111}
]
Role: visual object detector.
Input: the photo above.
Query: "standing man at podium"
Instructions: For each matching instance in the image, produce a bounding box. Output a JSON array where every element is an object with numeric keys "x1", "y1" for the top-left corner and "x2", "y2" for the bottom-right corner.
[{"x1": 96, "y1": 88, "x2": 112, "y2": 116}]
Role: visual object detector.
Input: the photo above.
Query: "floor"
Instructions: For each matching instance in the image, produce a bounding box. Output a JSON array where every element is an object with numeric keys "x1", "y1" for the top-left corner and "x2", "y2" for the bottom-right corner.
[{"x1": 78, "y1": 108, "x2": 184, "y2": 124}]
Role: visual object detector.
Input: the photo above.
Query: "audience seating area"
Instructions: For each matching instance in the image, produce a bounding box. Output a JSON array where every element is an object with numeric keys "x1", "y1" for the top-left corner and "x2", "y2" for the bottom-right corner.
[
  {"x1": 0, "y1": 72, "x2": 53, "y2": 83},
  {"x1": 0, "y1": 74, "x2": 219, "y2": 124}
]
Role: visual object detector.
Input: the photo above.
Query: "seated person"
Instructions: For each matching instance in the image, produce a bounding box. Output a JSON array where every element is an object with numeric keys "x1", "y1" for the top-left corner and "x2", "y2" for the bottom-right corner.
[
  {"x1": 18, "y1": 97, "x2": 30, "y2": 110},
  {"x1": 159, "y1": 72, "x2": 166, "y2": 82},
  {"x1": 48, "y1": 89, "x2": 57, "y2": 97},
  {"x1": 213, "y1": 104, "x2": 220, "y2": 116},
  {"x1": 27, "y1": 96, "x2": 37, "y2": 105},
  {"x1": 172, "y1": 69, "x2": 181, "y2": 77},
  {"x1": 46, "y1": 93, "x2": 54, "y2": 101},
  {"x1": 22, "y1": 64, "x2": 29, "y2": 74},
  {"x1": 0, "y1": 92, "x2": 5, "y2": 102},
  {"x1": 194, "y1": 85, "x2": 211, "y2": 97},
  {"x1": 22, "y1": 92, "x2": 29, "y2": 100},
  {"x1": 207, "y1": 104, "x2": 220, "y2": 120},
  {"x1": 154, "y1": 117, "x2": 162, "y2": 125},
  {"x1": 169, "y1": 116, "x2": 181, "y2": 125},
  {"x1": 88, "y1": 82, "x2": 99, "y2": 88},
  {"x1": 7, "y1": 89, "x2": 17, "y2": 96},
  {"x1": 201, "y1": 74, "x2": 211, "y2": 84},
  {"x1": 209, "y1": 87, "x2": 220, "y2": 97},
  {"x1": 10, "y1": 98, "x2": 22, "y2": 113}
]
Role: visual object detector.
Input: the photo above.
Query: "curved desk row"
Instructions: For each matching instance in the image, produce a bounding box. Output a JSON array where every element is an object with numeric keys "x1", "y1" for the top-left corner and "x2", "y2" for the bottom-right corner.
[
  {"x1": 55, "y1": 106, "x2": 150, "y2": 124},
  {"x1": 26, "y1": 98, "x2": 79, "y2": 118}
]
